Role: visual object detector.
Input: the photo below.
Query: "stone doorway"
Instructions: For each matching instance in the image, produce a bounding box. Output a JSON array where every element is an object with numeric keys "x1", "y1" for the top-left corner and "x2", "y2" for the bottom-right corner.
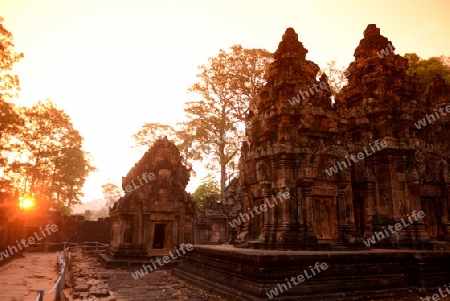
[
  {"x1": 421, "y1": 197, "x2": 439, "y2": 239},
  {"x1": 353, "y1": 198, "x2": 365, "y2": 235},
  {"x1": 153, "y1": 224, "x2": 166, "y2": 249},
  {"x1": 313, "y1": 198, "x2": 335, "y2": 239}
]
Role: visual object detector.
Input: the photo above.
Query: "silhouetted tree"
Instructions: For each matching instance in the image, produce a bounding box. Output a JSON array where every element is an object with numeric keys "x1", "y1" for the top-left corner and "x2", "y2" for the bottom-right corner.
[
  {"x1": 0, "y1": 17, "x2": 24, "y2": 191},
  {"x1": 7, "y1": 100, "x2": 95, "y2": 214},
  {"x1": 181, "y1": 45, "x2": 273, "y2": 200},
  {"x1": 318, "y1": 60, "x2": 350, "y2": 97}
]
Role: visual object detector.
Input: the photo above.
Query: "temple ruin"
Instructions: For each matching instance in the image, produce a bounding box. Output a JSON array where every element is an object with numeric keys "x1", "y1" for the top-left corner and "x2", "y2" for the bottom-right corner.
[
  {"x1": 95, "y1": 24, "x2": 450, "y2": 300},
  {"x1": 197, "y1": 178, "x2": 243, "y2": 244},
  {"x1": 236, "y1": 25, "x2": 450, "y2": 250},
  {"x1": 173, "y1": 25, "x2": 450, "y2": 300},
  {"x1": 99, "y1": 138, "x2": 197, "y2": 267}
]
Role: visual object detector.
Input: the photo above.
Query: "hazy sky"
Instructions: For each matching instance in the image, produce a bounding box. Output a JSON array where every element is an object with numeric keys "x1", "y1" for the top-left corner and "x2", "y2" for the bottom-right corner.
[{"x1": 1, "y1": 0, "x2": 449, "y2": 202}]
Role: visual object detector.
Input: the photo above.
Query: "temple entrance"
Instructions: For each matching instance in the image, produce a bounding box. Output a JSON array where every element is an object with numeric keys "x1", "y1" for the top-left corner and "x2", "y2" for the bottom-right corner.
[
  {"x1": 313, "y1": 198, "x2": 335, "y2": 239},
  {"x1": 353, "y1": 198, "x2": 365, "y2": 235},
  {"x1": 153, "y1": 224, "x2": 166, "y2": 249},
  {"x1": 421, "y1": 197, "x2": 439, "y2": 239}
]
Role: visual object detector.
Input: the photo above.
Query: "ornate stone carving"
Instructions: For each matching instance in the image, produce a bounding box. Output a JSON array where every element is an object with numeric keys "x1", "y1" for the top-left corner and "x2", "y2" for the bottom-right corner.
[
  {"x1": 106, "y1": 138, "x2": 197, "y2": 260},
  {"x1": 236, "y1": 24, "x2": 450, "y2": 250}
]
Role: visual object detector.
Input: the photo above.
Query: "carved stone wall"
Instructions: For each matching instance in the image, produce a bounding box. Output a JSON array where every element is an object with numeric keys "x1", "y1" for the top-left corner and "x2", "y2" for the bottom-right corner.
[
  {"x1": 108, "y1": 137, "x2": 197, "y2": 259},
  {"x1": 337, "y1": 24, "x2": 450, "y2": 248},
  {"x1": 196, "y1": 178, "x2": 244, "y2": 244},
  {"x1": 239, "y1": 28, "x2": 360, "y2": 250},
  {"x1": 237, "y1": 25, "x2": 450, "y2": 250}
]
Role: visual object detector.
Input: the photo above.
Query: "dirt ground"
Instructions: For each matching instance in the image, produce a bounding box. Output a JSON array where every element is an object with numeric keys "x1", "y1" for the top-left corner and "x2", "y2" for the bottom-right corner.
[{"x1": 0, "y1": 252, "x2": 58, "y2": 301}]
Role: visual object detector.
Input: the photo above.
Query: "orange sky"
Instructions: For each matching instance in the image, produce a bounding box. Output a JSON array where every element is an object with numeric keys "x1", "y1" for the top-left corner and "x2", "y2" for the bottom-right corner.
[{"x1": 1, "y1": 0, "x2": 449, "y2": 202}]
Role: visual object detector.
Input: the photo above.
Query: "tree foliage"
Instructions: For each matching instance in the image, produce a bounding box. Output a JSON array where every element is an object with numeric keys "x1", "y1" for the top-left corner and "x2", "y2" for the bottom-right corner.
[
  {"x1": 405, "y1": 53, "x2": 421, "y2": 75},
  {"x1": 0, "y1": 17, "x2": 23, "y2": 190},
  {"x1": 5, "y1": 100, "x2": 95, "y2": 214},
  {"x1": 317, "y1": 60, "x2": 349, "y2": 97},
  {"x1": 0, "y1": 18, "x2": 93, "y2": 214},
  {"x1": 405, "y1": 53, "x2": 450, "y2": 93},
  {"x1": 182, "y1": 45, "x2": 273, "y2": 199},
  {"x1": 131, "y1": 122, "x2": 197, "y2": 172},
  {"x1": 191, "y1": 174, "x2": 221, "y2": 210},
  {"x1": 0, "y1": 98, "x2": 22, "y2": 190},
  {"x1": 132, "y1": 123, "x2": 179, "y2": 154},
  {"x1": 439, "y1": 55, "x2": 450, "y2": 69},
  {"x1": 101, "y1": 181, "x2": 123, "y2": 208},
  {"x1": 0, "y1": 17, "x2": 23, "y2": 100}
]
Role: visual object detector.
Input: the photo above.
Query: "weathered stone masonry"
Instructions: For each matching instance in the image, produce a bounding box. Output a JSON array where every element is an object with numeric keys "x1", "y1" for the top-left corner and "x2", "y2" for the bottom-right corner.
[
  {"x1": 101, "y1": 138, "x2": 197, "y2": 265},
  {"x1": 237, "y1": 25, "x2": 450, "y2": 250}
]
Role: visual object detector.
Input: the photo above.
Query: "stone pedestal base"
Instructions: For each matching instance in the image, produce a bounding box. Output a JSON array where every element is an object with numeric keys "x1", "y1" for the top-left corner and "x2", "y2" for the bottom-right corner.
[
  {"x1": 245, "y1": 223, "x2": 318, "y2": 250},
  {"x1": 338, "y1": 224, "x2": 366, "y2": 249},
  {"x1": 106, "y1": 244, "x2": 148, "y2": 260},
  {"x1": 98, "y1": 244, "x2": 182, "y2": 268},
  {"x1": 173, "y1": 245, "x2": 450, "y2": 300},
  {"x1": 369, "y1": 220, "x2": 432, "y2": 249},
  {"x1": 442, "y1": 222, "x2": 450, "y2": 241},
  {"x1": 297, "y1": 222, "x2": 319, "y2": 250}
]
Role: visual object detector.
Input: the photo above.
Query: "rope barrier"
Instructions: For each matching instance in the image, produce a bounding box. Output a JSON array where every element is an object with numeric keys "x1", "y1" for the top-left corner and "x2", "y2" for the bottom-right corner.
[
  {"x1": 36, "y1": 291, "x2": 43, "y2": 301},
  {"x1": 80, "y1": 241, "x2": 108, "y2": 244},
  {"x1": 43, "y1": 241, "x2": 108, "y2": 246},
  {"x1": 45, "y1": 274, "x2": 61, "y2": 294},
  {"x1": 35, "y1": 241, "x2": 109, "y2": 300},
  {"x1": 27, "y1": 242, "x2": 80, "y2": 246}
]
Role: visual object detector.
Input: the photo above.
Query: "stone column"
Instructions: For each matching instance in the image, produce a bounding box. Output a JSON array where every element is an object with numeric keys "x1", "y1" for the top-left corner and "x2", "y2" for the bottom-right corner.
[
  {"x1": 442, "y1": 184, "x2": 450, "y2": 240},
  {"x1": 236, "y1": 192, "x2": 251, "y2": 244},
  {"x1": 297, "y1": 181, "x2": 318, "y2": 250}
]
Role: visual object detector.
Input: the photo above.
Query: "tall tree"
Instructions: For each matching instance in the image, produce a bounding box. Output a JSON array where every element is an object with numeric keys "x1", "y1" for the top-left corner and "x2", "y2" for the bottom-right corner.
[
  {"x1": 183, "y1": 45, "x2": 273, "y2": 200},
  {"x1": 7, "y1": 100, "x2": 95, "y2": 214},
  {"x1": 0, "y1": 17, "x2": 24, "y2": 191}
]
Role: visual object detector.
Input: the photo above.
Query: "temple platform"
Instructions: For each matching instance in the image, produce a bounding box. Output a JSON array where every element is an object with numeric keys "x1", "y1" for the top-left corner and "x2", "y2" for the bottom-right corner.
[
  {"x1": 98, "y1": 245, "x2": 183, "y2": 269},
  {"x1": 98, "y1": 253, "x2": 183, "y2": 269},
  {"x1": 173, "y1": 245, "x2": 450, "y2": 300}
]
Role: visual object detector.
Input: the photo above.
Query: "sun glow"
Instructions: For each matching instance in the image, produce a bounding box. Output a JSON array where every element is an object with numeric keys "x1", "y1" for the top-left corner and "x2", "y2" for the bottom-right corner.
[{"x1": 19, "y1": 196, "x2": 35, "y2": 210}]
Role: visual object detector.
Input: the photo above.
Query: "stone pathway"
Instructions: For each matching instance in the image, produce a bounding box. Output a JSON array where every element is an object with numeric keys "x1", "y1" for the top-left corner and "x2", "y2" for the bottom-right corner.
[
  {"x1": 99, "y1": 268, "x2": 223, "y2": 301},
  {"x1": 0, "y1": 253, "x2": 58, "y2": 301},
  {"x1": 69, "y1": 247, "x2": 226, "y2": 301}
]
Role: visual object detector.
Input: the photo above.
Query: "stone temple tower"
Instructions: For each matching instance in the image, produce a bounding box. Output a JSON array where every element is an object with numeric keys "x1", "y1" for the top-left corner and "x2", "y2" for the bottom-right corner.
[
  {"x1": 238, "y1": 28, "x2": 362, "y2": 250},
  {"x1": 336, "y1": 24, "x2": 448, "y2": 248},
  {"x1": 237, "y1": 25, "x2": 450, "y2": 251}
]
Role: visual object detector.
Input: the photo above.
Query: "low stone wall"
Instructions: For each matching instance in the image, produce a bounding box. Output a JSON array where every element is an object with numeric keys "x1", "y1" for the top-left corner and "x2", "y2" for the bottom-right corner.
[
  {"x1": 69, "y1": 246, "x2": 115, "y2": 300},
  {"x1": 62, "y1": 216, "x2": 111, "y2": 244},
  {"x1": 173, "y1": 245, "x2": 450, "y2": 300}
]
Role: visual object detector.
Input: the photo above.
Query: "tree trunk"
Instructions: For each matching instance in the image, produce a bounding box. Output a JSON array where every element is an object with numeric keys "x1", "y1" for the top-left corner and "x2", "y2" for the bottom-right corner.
[
  {"x1": 220, "y1": 108, "x2": 226, "y2": 203},
  {"x1": 220, "y1": 157, "x2": 226, "y2": 204}
]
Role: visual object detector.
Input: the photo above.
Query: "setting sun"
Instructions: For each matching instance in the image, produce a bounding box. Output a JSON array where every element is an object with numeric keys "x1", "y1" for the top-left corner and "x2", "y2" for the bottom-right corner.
[{"x1": 19, "y1": 196, "x2": 35, "y2": 210}]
